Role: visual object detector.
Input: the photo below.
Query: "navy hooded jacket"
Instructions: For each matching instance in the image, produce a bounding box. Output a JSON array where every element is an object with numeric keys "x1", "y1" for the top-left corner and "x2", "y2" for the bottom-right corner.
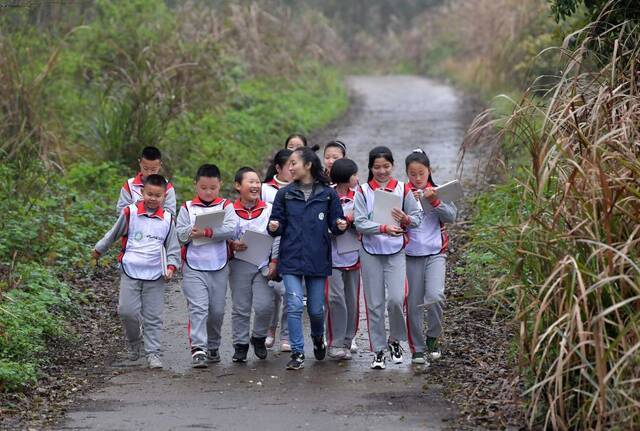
[{"x1": 268, "y1": 181, "x2": 345, "y2": 276}]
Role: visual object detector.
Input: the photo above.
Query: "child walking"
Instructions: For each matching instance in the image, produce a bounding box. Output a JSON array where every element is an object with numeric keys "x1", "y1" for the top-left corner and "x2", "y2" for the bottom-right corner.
[
  {"x1": 354, "y1": 146, "x2": 422, "y2": 370},
  {"x1": 325, "y1": 158, "x2": 361, "y2": 360},
  {"x1": 323, "y1": 140, "x2": 347, "y2": 178},
  {"x1": 117, "y1": 146, "x2": 177, "y2": 216},
  {"x1": 262, "y1": 149, "x2": 292, "y2": 351},
  {"x1": 229, "y1": 167, "x2": 279, "y2": 362},
  {"x1": 176, "y1": 164, "x2": 237, "y2": 368},
  {"x1": 93, "y1": 174, "x2": 180, "y2": 369},
  {"x1": 268, "y1": 147, "x2": 348, "y2": 370},
  {"x1": 404, "y1": 149, "x2": 457, "y2": 364}
]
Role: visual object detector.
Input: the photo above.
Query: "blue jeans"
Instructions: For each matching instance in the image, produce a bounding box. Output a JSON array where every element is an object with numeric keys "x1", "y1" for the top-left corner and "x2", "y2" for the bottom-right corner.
[{"x1": 282, "y1": 274, "x2": 326, "y2": 354}]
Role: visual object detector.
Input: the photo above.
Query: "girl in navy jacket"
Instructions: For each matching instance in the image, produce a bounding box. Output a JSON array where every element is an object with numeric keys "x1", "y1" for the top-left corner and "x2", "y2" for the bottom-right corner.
[{"x1": 268, "y1": 147, "x2": 348, "y2": 370}]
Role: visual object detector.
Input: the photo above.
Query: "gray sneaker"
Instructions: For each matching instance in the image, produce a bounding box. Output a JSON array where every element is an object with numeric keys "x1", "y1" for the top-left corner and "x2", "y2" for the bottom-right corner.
[
  {"x1": 207, "y1": 349, "x2": 221, "y2": 363},
  {"x1": 127, "y1": 343, "x2": 142, "y2": 361},
  {"x1": 147, "y1": 354, "x2": 163, "y2": 369}
]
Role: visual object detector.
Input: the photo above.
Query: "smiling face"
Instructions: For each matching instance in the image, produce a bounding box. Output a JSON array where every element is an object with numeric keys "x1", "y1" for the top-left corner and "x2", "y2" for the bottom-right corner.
[
  {"x1": 407, "y1": 161, "x2": 431, "y2": 189},
  {"x1": 286, "y1": 137, "x2": 305, "y2": 150},
  {"x1": 371, "y1": 156, "x2": 394, "y2": 184},
  {"x1": 195, "y1": 176, "x2": 221, "y2": 203},
  {"x1": 288, "y1": 152, "x2": 312, "y2": 182},
  {"x1": 139, "y1": 158, "x2": 162, "y2": 180},
  {"x1": 235, "y1": 171, "x2": 262, "y2": 203},
  {"x1": 142, "y1": 183, "x2": 166, "y2": 210},
  {"x1": 323, "y1": 146, "x2": 344, "y2": 174}
]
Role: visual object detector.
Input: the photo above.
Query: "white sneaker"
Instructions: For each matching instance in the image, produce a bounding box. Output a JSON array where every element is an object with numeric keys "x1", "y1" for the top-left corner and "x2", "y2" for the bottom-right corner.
[
  {"x1": 370, "y1": 351, "x2": 386, "y2": 369},
  {"x1": 388, "y1": 341, "x2": 404, "y2": 364},
  {"x1": 327, "y1": 346, "x2": 346, "y2": 359},
  {"x1": 280, "y1": 340, "x2": 291, "y2": 352},
  {"x1": 342, "y1": 348, "x2": 353, "y2": 361},
  {"x1": 265, "y1": 331, "x2": 275, "y2": 349},
  {"x1": 147, "y1": 354, "x2": 163, "y2": 369},
  {"x1": 350, "y1": 339, "x2": 358, "y2": 353}
]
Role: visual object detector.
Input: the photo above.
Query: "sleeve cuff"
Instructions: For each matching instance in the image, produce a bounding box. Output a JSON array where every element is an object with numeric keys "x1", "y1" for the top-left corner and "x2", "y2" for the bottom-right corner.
[
  {"x1": 430, "y1": 199, "x2": 441, "y2": 208},
  {"x1": 167, "y1": 265, "x2": 177, "y2": 272},
  {"x1": 379, "y1": 224, "x2": 388, "y2": 234},
  {"x1": 400, "y1": 214, "x2": 410, "y2": 228},
  {"x1": 205, "y1": 228, "x2": 214, "y2": 238},
  {"x1": 271, "y1": 258, "x2": 279, "y2": 264}
]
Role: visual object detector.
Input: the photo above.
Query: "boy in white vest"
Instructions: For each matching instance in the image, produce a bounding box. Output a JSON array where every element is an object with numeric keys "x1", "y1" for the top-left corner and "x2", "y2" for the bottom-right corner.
[
  {"x1": 92, "y1": 174, "x2": 180, "y2": 369},
  {"x1": 117, "y1": 146, "x2": 177, "y2": 216},
  {"x1": 176, "y1": 164, "x2": 238, "y2": 368},
  {"x1": 229, "y1": 167, "x2": 279, "y2": 362}
]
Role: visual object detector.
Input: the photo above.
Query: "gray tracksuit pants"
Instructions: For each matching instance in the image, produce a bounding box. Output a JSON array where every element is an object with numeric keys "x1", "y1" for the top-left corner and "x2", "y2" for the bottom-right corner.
[
  {"x1": 326, "y1": 268, "x2": 360, "y2": 348},
  {"x1": 360, "y1": 249, "x2": 408, "y2": 352},
  {"x1": 229, "y1": 259, "x2": 275, "y2": 345},
  {"x1": 118, "y1": 272, "x2": 166, "y2": 356},
  {"x1": 269, "y1": 280, "x2": 289, "y2": 340},
  {"x1": 406, "y1": 254, "x2": 446, "y2": 352},
  {"x1": 182, "y1": 264, "x2": 229, "y2": 352}
]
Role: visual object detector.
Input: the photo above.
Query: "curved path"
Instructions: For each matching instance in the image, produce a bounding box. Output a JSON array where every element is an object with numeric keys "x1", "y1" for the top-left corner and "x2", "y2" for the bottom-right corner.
[{"x1": 61, "y1": 75, "x2": 477, "y2": 431}]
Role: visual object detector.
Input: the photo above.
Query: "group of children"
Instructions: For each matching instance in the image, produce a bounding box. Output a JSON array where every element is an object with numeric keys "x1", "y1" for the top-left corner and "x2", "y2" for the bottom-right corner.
[{"x1": 92, "y1": 134, "x2": 456, "y2": 371}]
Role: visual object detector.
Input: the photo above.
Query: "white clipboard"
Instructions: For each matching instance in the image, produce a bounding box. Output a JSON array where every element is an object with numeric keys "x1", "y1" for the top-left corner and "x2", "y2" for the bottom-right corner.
[
  {"x1": 372, "y1": 189, "x2": 402, "y2": 227},
  {"x1": 234, "y1": 230, "x2": 274, "y2": 268},
  {"x1": 192, "y1": 209, "x2": 226, "y2": 246},
  {"x1": 433, "y1": 180, "x2": 463, "y2": 203},
  {"x1": 335, "y1": 230, "x2": 360, "y2": 254}
]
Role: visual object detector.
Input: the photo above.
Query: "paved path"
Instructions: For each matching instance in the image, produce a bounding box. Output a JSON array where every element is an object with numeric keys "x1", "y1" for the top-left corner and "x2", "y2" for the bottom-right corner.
[{"x1": 61, "y1": 75, "x2": 476, "y2": 431}]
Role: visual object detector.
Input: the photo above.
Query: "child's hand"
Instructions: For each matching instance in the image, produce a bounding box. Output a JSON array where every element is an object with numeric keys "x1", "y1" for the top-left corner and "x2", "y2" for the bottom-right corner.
[
  {"x1": 164, "y1": 267, "x2": 174, "y2": 281},
  {"x1": 391, "y1": 208, "x2": 408, "y2": 224},
  {"x1": 191, "y1": 227, "x2": 206, "y2": 239},
  {"x1": 267, "y1": 261, "x2": 278, "y2": 280},
  {"x1": 91, "y1": 249, "x2": 100, "y2": 261},
  {"x1": 412, "y1": 190, "x2": 423, "y2": 201},
  {"x1": 231, "y1": 240, "x2": 248, "y2": 252},
  {"x1": 336, "y1": 218, "x2": 348, "y2": 231},
  {"x1": 385, "y1": 225, "x2": 405, "y2": 237},
  {"x1": 268, "y1": 220, "x2": 280, "y2": 232},
  {"x1": 422, "y1": 188, "x2": 437, "y2": 202}
]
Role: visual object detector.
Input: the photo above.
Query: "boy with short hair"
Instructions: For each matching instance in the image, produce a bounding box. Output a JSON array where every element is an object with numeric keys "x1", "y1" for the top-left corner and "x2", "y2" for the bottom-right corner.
[
  {"x1": 93, "y1": 174, "x2": 180, "y2": 369},
  {"x1": 117, "y1": 146, "x2": 177, "y2": 215},
  {"x1": 176, "y1": 164, "x2": 238, "y2": 368}
]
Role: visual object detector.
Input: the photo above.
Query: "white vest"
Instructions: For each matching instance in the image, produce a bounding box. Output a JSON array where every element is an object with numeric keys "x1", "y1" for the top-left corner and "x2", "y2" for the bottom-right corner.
[
  {"x1": 184, "y1": 199, "x2": 230, "y2": 271},
  {"x1": 331, "y1": 190, "x2": 359, "y2": 268},
  {"x1": 360, "y1": 180, "x2": 406, "y2": 255},
  {"x1": 406, "y1": 188, "x2": 444, "y2": 256},
  {"x1": 121, "y1": 203, "x2": 172, "y2": 281},
  {"x1": 233, "y1": 201, "x2": 272, "y2": 269},
  {"x1": 261, "y1": 180, "x2": 280, "y2": 204}
]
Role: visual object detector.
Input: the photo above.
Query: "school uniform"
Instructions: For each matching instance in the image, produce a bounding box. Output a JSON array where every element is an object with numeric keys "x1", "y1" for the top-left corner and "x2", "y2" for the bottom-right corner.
[
  {"x1": 176, "y1": 196, "x2": 237, "y2": 353},
  {"x1": 268, "y1": 181, "x2": 345, "y2": 355},
  {"x1": 261, "y1": 179, "x2": 288, "y2": 341},
  {"x1": 94, "y1": 202, "x2": 180, "y2": 356},
  {"x1": 325, "y1": 188, "x2": 361, "y2": 349},
  {"x1": 229, "y1": 199, "x2": 278, "y2": 345},
  {"x1": 354, "y1": 178, "x2": 421, "y2": 353},
  {"x1": 404, "y1": 183, "x2": 457, "y2": 353},
  {"x1": 117, "y1": 172, "x2": 177, "y2": 216}
]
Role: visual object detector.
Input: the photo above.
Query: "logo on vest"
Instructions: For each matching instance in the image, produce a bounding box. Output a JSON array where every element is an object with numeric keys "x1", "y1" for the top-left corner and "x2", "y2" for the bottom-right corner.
[
  {"x1": 318, "y1": 212, "x2": 325, "y2": 221},
  {"x1": 133, "y1": 232, "x2": 143, "y2": 241}
]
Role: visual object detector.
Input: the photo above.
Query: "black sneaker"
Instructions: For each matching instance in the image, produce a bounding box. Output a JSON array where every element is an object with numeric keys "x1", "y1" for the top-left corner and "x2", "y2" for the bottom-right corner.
[
  {"x1": 232, "y1": 344, "x2": 249, "y2": 363},
  {"x1": 286, "y1": 352, "x2": 305, "y2": 370},
  {"x1": 426, "y1": 337, "x2": 442, "y2": 360},
  {"x1": 191, "y1": 349, "x2": 208, "y2": 369},
  {"x1": 411, "y1": 351, "x2": 427, "y2": 365},
  {"x1": 251, "y1": 336, "x2": 268, "y2": 360},
  {"x1": 388, "y1": 340, "x2": 404, "y2": 364},
  {"x1": 207, "y1": 349, "x2": 220, "y2": 363},
  {"x1": 370, "y1": 350, "x2": 386, "y2": 369},
  {"x1": 312, "y1": 335, "x2": 326, "y2": 360}
]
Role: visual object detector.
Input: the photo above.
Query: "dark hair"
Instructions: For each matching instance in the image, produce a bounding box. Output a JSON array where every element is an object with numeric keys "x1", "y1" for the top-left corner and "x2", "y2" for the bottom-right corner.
[
  {"x1": 293, "y1": 147, "x2": 330, "y2": 184},
  {"x1": 141, "y1": 146, "x2": 162, "y2": 161},
  {"x1": 367, "y1": 146, "x2": 394, "y2": 182},
  {"x1": 143, "y1": 174, "x2": 167, "y2": 189},
  {"x1": 324, "y1": 140, "x2": 347, "y2": 156},
  {"x1": 264, "y1": 149, "x2": 292, "y2": 182},
  {"x1": 234, "y1": 166, "x2": 259, "y2": 184},
  {"x1": 285, "y1": 133, "x2": 320, "y2": 152},
  {"x1": 195, "y1": 164, "x2": 221, "y2": 181},
  {"x1": 405, "y1": 148, "x2": 436, "y2": 186},
  {"x1": 330, "y1": 158, "x2": 358, "y2": 184}
]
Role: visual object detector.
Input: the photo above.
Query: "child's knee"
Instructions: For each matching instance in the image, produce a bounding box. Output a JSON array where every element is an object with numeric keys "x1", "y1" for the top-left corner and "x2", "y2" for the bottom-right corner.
[{"x1": 286, "y1": 291, "x2": 304, "y2": 315}]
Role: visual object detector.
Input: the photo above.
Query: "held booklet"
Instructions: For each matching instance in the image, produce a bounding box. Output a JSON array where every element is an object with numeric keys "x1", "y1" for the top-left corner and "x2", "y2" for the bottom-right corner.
[
  {"x1": 192, "y1": 209, "x2": 226, "y2": 246},
  {"x1": 160, "y1": 246, "x2": 168, "y2": 277},
  {"x1": 434, "y1": 180, "x2": 464, "y2": 202},
  {"x1": 372, "y1": 189, "x2": 402, "y2": 227},
  {"x1": 234, "y1": 229, "x2": 274, "y2": 268}
]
